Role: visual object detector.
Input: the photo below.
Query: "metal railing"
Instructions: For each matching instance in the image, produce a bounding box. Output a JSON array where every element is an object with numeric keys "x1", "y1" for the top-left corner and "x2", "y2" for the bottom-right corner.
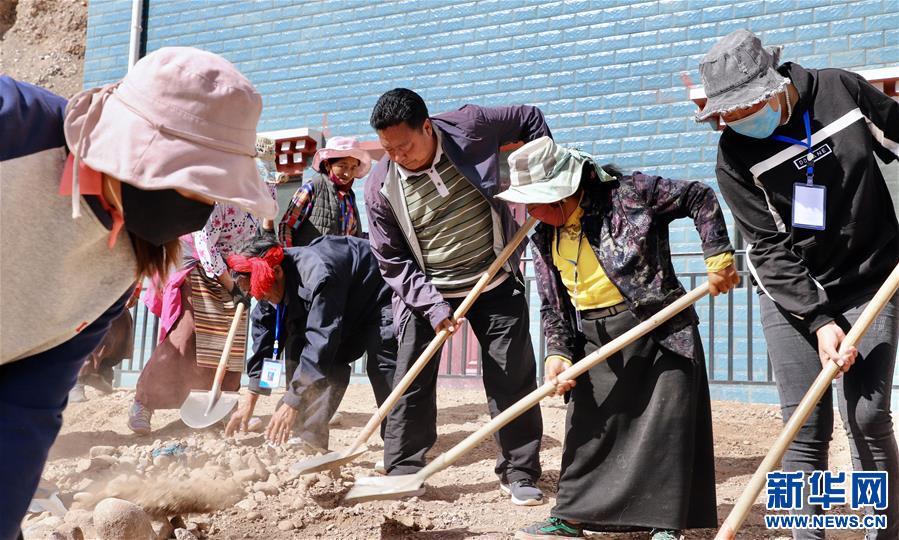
[{"x1": 114, "y1": 250, "x2": 776, "y2": 389}]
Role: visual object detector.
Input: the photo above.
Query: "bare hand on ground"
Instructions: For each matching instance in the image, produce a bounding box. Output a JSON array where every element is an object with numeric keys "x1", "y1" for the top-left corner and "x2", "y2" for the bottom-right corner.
[
  {"x1": 545, "y1": 356, "x2": 575, "y2": 396},
  {"x1": 816, "y1": 321, "x2": 857, "y2": 378},
  {"x1": 266, "y1": 403, "x2": 299, "y2": 445},
  {"x1": 225, "y1": 393, "x2": 257, "y2": 436},
  {"x1": 708, "y1": 263, "x2": 740, "y2": 296}
]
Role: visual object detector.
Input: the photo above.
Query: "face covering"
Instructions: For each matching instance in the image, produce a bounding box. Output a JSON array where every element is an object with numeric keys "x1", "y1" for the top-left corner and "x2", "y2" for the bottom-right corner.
[
  {"x1": 120, "y1": 183, "x2": 214, "y2": 246},
  {"x1": 726, "y1": 97, "x2": 782, "y2": 139},
  {"x1": 528, "y1": 202, "x2": 568, "y2": 227},
  {"x1": 329, "y1": 172, "x2": 354, "y2": 191}
]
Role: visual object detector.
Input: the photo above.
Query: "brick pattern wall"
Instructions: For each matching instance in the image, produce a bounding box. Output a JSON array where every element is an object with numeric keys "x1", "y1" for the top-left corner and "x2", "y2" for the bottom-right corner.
[{"x1": 84, "y1": 0, "x2": 899, "y2": 402}]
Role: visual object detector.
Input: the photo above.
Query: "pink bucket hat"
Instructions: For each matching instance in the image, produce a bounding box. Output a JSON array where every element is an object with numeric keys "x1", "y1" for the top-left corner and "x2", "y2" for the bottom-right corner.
[
  {"x1": 63, "y1": 47, "x2": 278, "y2": 219},
  {"x1": 312, "y1": 136, "x2": 373, "y2": 178}
]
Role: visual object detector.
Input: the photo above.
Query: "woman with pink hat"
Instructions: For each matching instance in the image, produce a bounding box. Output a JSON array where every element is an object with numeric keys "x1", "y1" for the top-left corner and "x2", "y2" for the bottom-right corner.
[
  {"x1": 0, "y1": 47, "x2": 276, "y2": 540},
  {"x1": 277, "y1": 135, "x2": 372, "y2": 248}
]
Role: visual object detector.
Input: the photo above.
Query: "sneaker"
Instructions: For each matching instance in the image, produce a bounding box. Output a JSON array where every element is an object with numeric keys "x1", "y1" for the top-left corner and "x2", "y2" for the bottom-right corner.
[
  {"x1": 329, "y1": 411, "x2": 344, "y2": 426},
  {"x1": 68, "y1": 383, "x2": 87, "y2": 403},
  {"x1": 515, "y1": 517, "x2": 584, "y2": 539},
  {"x1": 373, "y1": 459, "x2": 386, "y2": 474},
  {"x1": 500, "y1": 478, "x2": 544, "y2": 506},
  {"x1": 650, "y1": 529, "x2": 683, "y2": 540},
  {"x1": 127, "y1": 401, "x2": 153, "y2": 435}
]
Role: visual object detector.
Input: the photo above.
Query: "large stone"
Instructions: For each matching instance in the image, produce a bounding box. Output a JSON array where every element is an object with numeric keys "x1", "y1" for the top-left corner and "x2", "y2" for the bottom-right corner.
[
  {"x1": 93, "y1": 498, "x2": 155, "y2": 540},
  {"x1": 246, "y1": 454, "x2": 268, "y2": 481},
  {"x1": 22, "y1": 517, "x2": 64, "y2": 540},
  {"x1": 276, "y1": 520, "x2": 295, "y2": 531},
  {"x1": 89, "y1": 446, "x2": 116, "y2": 458},
  {"x1": 88, "y1": 455, "x2": 117, "y2": 471}
]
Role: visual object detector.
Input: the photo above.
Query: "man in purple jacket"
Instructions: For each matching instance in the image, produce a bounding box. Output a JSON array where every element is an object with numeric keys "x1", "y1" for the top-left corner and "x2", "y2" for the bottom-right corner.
[{"x1": 364, "y1": 88, "x2": 549, "y2": 506}]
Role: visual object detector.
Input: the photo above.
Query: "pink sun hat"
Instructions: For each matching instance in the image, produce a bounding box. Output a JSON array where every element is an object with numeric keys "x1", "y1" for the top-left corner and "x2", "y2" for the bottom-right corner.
[
  {"x1": 311, "y1": 136, "x2": 373, "y2": 178},
  {"x1": 63, "y1": 46, "x2": 278, "y2": 219}
]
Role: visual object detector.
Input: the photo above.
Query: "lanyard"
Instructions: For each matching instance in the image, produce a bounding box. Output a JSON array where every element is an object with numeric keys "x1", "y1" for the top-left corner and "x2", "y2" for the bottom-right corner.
[
  {"x1": 771, "y1": 111, "x2": 815, "y2": 185},
  {"x1": 272, "y1": 304, "x2": 283, "y2": 359}
]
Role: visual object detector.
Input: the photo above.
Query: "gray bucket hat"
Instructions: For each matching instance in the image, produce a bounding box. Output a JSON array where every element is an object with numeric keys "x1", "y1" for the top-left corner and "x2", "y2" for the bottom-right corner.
[
  {"x1": 695, "y1": 29, "x2": 790, "y2": 121},
  {"x1": 496, "y1": 136, "x2": 613, "y2": 205}
]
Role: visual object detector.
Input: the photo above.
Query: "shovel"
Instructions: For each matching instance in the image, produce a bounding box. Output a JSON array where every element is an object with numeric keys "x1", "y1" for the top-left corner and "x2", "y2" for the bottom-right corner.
[
  {"x1": 344, "y1": 282, "x2": 711, "y2": 503},
  {"x1": 715, "y1": 262, "x2": 899, "y2": 540},
  {"x1": 289, "y1": 216, "x2": 539, "y2": 475},
  {"x1": 180, "y1": 302, "x2": 245, "y2": 428}
]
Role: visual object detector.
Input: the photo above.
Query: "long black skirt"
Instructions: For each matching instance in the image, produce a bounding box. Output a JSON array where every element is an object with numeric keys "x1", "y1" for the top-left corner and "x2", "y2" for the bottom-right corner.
[{"x1": 551, "y1": 309, "x2": 718, "y2": 532}]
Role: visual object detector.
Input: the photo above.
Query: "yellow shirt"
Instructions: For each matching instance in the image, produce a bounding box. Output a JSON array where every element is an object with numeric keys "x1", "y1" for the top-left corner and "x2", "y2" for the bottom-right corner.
[{"x1": 551, "y1": 206, "x2": 735, "y2": 311}]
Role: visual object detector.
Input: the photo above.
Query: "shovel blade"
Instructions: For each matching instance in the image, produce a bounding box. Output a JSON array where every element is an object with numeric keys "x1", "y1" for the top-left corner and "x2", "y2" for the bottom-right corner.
[
  {"x1": 180, "y1": 391, "x2": 240, "y2": 429},
  {"x1": 343, "y1": 473, "x2": 425, "y2": 504},
  {"x1": 289, "y1": 445, "x2": 369, "y2": 475}
]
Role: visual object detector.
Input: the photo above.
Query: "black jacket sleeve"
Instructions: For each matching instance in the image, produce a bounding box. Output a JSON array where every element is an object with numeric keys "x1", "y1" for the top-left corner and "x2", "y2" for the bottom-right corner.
[{"x1": 849, "y1": 71, "x2": 899, "y2": 162}]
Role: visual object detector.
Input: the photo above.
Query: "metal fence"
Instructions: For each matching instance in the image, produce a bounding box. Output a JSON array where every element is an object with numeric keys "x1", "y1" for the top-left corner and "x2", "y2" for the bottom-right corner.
[{"x1": 114, "y1": 250, "x2": 776, "y2": 389}]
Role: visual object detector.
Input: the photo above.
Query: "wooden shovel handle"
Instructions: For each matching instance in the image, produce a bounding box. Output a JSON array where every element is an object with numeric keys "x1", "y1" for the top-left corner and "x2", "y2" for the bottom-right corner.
[
  {"x1": 717, "y1": 262, "x2": 899, "y2": 540},
  {"x1": 347, "y1": 216, "x2": 539, "y2": 453},
  {"x1": 419, "y1": 282, "x2": 710, "y2": 479},
  {"x1": 209, "y1": 302, "x2": 246, "y2": 397}
]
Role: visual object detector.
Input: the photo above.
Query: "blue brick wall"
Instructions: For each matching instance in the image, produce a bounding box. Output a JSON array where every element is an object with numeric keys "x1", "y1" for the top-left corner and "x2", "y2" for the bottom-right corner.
[{"x1": 84, "y1": 0, "x2": 899, "y2": 403}]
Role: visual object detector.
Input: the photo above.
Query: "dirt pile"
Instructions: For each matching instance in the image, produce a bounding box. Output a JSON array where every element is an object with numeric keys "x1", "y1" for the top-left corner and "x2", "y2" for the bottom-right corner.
[
  {"x1": 1, "y1": 0, "x2": 88, "y2": 97},
  {"x1": 19, "y1": 385, "x2": 871, "y2": 539}
]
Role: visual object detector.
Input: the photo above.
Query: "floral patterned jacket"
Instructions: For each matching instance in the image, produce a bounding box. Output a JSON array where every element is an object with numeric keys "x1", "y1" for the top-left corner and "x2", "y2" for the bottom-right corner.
[{"x1": 531, "y1": 170, "x2": 733, "y2": 361}]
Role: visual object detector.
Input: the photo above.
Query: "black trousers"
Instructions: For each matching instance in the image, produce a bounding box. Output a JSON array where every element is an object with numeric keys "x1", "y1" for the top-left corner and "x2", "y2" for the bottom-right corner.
[
  {"x1": 383, "y1": 278, "x2": 543, "y2": 483},
  {"x1": 761, "y1": 294, "x2": 899, "y2": 540},
  {"x1": 285, "y1": 319, "x2": 397, "y2": 450}
]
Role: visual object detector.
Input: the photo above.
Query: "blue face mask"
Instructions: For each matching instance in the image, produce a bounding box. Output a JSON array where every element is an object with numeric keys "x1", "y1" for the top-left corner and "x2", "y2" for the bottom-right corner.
[{"x1": 726, "y1": 99, "x2": 782, "y2": 139}]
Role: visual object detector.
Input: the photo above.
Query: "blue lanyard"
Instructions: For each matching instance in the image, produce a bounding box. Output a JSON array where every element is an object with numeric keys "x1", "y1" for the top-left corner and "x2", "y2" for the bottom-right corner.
[
  {"x1": 771, "y1": 111, "x2": 814, "y2": 184},
  {"x1": 273, "y1": 304, "x2": 283, "y2": 359}
]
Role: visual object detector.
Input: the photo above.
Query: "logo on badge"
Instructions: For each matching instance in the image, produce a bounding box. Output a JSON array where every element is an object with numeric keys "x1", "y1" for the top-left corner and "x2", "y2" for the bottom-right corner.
[{"x1": 793, "y1": 144, "x2": 832, "y2": 169}]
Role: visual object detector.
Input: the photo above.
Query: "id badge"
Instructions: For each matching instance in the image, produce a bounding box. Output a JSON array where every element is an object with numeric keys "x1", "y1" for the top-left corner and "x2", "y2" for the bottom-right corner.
[
  {"x1": 792, "y1": 183, "x2": 826, "y2": 230},
  {"x1": 259, "y1": 359, "x2": 282, "y2": 389}
]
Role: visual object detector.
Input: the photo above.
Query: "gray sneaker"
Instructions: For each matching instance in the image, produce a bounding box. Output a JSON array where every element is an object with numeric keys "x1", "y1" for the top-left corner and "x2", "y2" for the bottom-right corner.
[{"x1": 500, "y1": 478, "x2": 544, "y2": 506}]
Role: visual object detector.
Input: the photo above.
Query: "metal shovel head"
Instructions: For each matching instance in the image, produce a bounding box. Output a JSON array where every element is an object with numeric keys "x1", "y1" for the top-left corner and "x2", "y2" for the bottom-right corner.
[
  {"x1": 343, "y1": 473, "x2": 425, "y2": 504},
  {"x1": 289, "y1": 445, "x2": 369, "y2": 475},
  {"x1": 180, "y1": 390, "x2": 240, "y2": 428}
]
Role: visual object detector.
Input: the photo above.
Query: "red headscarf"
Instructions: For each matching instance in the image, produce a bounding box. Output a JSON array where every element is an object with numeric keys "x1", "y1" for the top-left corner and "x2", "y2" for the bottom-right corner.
[{"x1": 227, "y1": 246, "x2": 284, "y2": 298}]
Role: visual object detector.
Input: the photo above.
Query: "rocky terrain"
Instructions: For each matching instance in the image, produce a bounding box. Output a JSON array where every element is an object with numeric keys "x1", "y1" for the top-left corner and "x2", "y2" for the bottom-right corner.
[{"x1": 22, "y1": 385, "x2": 869, "y2": 539}]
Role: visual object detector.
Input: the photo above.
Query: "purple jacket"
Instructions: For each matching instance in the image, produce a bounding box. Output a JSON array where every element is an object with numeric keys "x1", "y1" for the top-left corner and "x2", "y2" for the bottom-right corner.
[
  {"x1": 531, "y1": 170, "x2": 734, "y2": 361},
  {"x1": 364, "y1": 104, "x2": 551, "y2": 330}
]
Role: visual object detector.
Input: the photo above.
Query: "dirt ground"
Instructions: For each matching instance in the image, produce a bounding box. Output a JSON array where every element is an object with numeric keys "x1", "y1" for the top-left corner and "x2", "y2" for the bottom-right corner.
[
  {"x1": 1, "y1": 0, "x2": 88, "y2": 98},
  {"x1": 24, "y1": 384, "x2": 875, "y2": 540}
]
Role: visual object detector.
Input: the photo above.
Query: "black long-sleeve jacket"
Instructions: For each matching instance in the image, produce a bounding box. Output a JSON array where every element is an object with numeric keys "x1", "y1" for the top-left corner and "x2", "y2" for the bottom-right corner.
[
  {"x1": 246, "y1": 236, "x2": 393, "y2": 408},
  {"x1": 716, "y1": 63, "x2": 899, "y2": 332}
]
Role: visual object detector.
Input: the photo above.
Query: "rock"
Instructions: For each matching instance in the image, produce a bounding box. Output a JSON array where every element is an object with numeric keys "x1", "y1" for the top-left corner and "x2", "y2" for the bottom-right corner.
[
  {"x1": 277, "y1": 520, "x2": 295, "y2": 531},
  {"x1": 93, "y1": 498, "x2": 155, "y2": 540},
  {"x1": 185, "y1": 522, "x2": 199, "y2": 534},
  {"x1": 174, "y1": 529, "x2": 198, "y2": 540},
  {"x1": 155, "y1": 519, "x2": 175, "y2": 540},
  {"x1": 235, "y1": 498, "x2": 257, "y2": 511},
  {"x1": 246, "y1": 454, "x2": 268, "y2": 480},
  {"x1": 64, "y1": 509, "x2": 93, "y2": 530},
  {"x1": 253, "y1": 491, "x2": 267, "y2": 502},
  {"x1": 252, "y1": 481, "x2": 279, "y2": 496},
  {"x1": 246, "y1": 511, "x2": 262, "y2": 521},
  {"x1": 88, "y1": 455, "x2": 117, "y2": 471},
  {"x1": 49, "y1": 525, "x2": 84, "y2": 540},
  {"x1": 228, "y1": 455, "x2": 245, "y2": 472},
  {"x1": 234, "y1": 469, "x2": 258, "y2": 485},
  {"x1": 89, "y1": 446, "x2": 117, "y2": 458},
  {"x1": 153, "y1": 454, "x2": 173, "y2": 468},
  {"x1": 22, "y1": 517, "x2": 64, "y2": 540}
]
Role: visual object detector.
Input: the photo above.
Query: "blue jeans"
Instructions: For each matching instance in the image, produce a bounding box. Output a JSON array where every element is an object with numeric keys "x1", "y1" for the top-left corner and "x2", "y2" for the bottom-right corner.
[
  {"x1": 761, "y1": 294, "x2": 899, "y2": 540},
  {"x1": 0, "y1": 291, "x2": 130, "y2": 540}
]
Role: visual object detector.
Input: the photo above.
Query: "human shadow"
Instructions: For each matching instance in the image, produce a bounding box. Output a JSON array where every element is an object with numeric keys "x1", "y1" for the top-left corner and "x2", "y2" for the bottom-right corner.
[
  {"x1": 381, "y1": 526, "x2": 476, "y2": 539},
  {"x1": 714, "y1": 455, "x2": 764, "y2": 484}
]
